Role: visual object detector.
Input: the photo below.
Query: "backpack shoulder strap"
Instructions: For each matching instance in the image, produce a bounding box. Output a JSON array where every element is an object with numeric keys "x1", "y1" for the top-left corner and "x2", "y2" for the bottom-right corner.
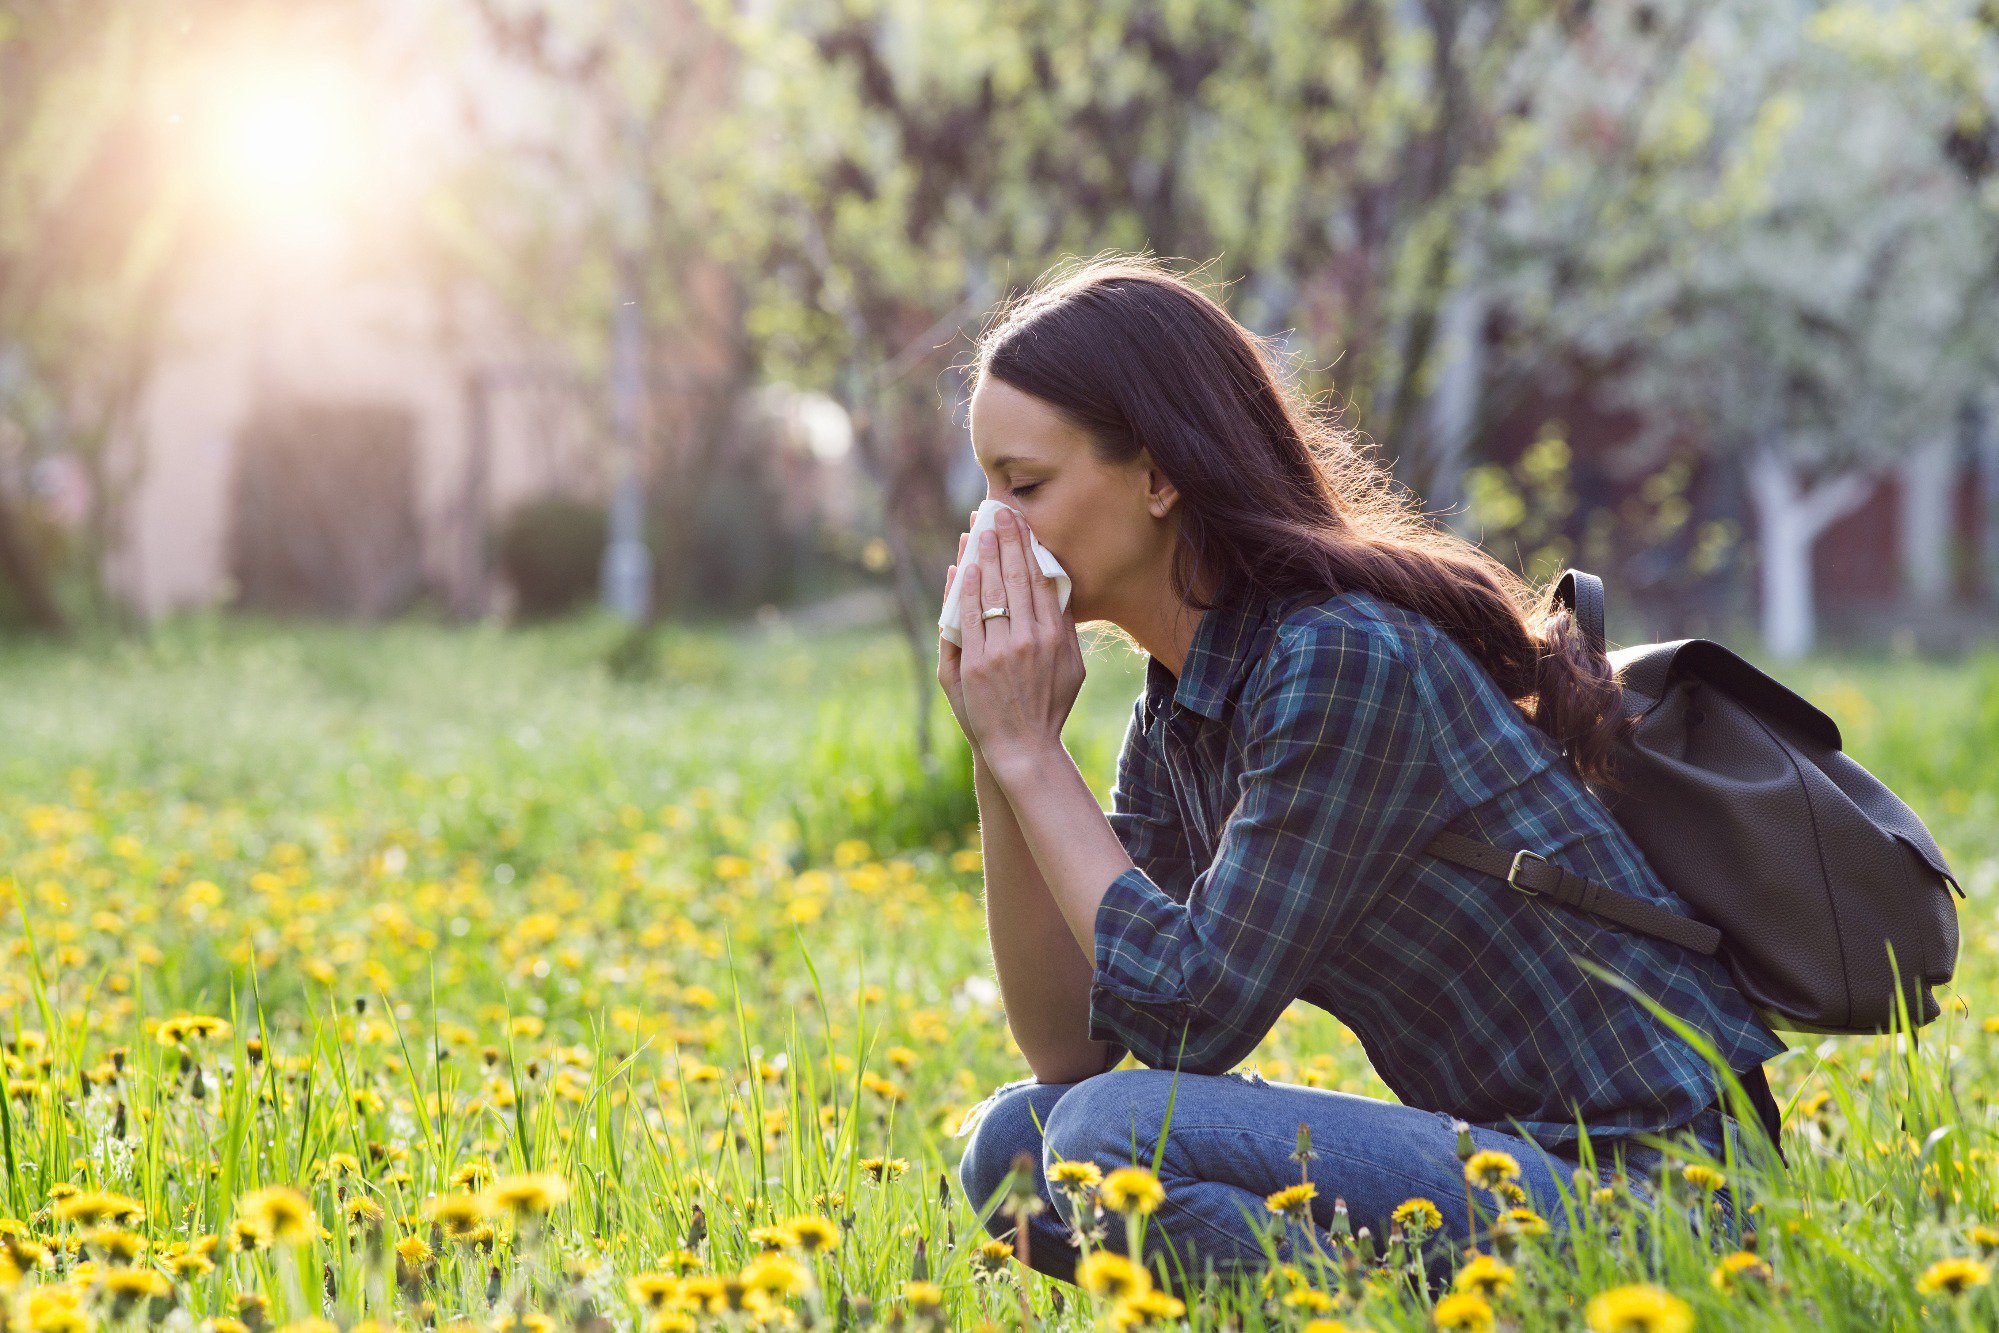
[
  {"x1": 1555, "y1": 569, "x2": 1607, "y2": 657},
  {"x1": 1424, "y1": 828, "x2": 1722, "y2": 956}
]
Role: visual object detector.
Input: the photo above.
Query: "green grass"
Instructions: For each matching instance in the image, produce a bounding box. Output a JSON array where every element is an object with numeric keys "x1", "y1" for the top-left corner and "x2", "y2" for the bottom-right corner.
[{"x1": 0, "y1": 613, "x2": 1991, "y2": 1331}]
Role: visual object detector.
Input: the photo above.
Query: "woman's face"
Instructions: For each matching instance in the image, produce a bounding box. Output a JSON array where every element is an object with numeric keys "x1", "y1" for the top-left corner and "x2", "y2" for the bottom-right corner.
[{"x1": 966, "y1": 376, "x2": 1176, "y2": 625}]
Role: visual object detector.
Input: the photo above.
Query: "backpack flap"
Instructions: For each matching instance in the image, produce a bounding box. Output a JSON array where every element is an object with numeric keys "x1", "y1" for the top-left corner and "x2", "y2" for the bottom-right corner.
[
  {"x1": 1612, "y1": 638, "x2": 1842, "y2": 751},
  {"x1": 1601, "y1": 636, "x2": 1962, "y2": 1034}
]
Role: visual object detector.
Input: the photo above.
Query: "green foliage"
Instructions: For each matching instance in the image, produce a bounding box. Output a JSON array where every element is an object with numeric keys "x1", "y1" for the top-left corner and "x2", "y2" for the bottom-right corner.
[{"x1": 1463, "y1": 419, "x2": 1738, "y2": 595}]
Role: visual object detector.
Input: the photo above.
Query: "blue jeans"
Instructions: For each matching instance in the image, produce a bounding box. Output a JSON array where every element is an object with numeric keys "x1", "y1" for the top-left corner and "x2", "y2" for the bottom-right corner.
[{"x1": 953, "y1": 1067, "x2": 1749, "y2": 1296}]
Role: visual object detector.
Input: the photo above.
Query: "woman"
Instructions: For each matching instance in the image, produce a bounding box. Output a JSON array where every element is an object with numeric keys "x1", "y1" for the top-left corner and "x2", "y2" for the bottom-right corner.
[{"x1": 938, "y1": 254, "x2": 1786, "y2": 1295}]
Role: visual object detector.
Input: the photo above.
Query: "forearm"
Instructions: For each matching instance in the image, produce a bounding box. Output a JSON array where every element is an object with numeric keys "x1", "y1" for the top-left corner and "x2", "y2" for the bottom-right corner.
[
  {"x1": 987, "y1": 742, "x2": 1137, "y2": 966},
  {"x1": 972, "y1": 747, "x2": 1121, "y2": 1083}
]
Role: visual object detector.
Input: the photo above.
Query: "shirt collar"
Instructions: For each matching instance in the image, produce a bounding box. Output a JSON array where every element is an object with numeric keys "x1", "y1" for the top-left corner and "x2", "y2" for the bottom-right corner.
[{"x1": 1142, "y1": 586, "x2": 1289, "y2": 727}]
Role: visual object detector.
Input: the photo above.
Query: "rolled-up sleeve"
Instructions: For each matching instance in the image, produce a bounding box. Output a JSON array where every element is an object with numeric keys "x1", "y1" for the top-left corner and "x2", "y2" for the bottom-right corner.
[
  {"x1": 1088, "y1": 623, "x2": 1438, "y2": 1075},
  {"x1": 1092, "y1": 696, "x2": 1196, "y2": 1073}
]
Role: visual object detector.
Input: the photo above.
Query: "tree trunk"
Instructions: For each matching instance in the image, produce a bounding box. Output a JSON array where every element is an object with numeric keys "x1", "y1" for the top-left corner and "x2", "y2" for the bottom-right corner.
[
  {"x1": 0, "y1": 484, "x2": 66, "y2": 633},
  {"x1": 1424, "y1": 231, "x2": 1486, "y2": 540},
  {"x1": 1747, "y1": 444, "x2": 1876, "y2": 662},
  {"x1": 1896, "y1": 430, "x2": 1957, "y2": 610},
  {"x1": 1971, "y1": 391, "x2": 1999, "y2": 608}
]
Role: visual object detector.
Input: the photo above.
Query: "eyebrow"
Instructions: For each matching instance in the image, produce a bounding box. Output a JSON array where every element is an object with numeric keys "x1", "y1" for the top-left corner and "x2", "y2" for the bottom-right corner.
[{"x1": 975, "y1": 453, "x2": 1036, "y2": 472}]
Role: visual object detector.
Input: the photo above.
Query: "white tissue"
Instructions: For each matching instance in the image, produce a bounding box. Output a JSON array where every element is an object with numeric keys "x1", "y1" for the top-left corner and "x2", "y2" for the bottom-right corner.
[{"x1": 939, "y1": 498, "x2": 1072, "y2": 645}]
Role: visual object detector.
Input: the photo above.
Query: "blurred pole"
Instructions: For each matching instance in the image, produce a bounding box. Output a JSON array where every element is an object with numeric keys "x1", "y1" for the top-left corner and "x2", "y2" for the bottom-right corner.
[
  {"x1": 602, "y1": 244, "x2": 651, "y2": 621},
  {"x1": 600, "y1": 33, "x2": 652, "y2": 623},
  {"x1": 456, "y1": 367, "x2": 492, "y2": 621}
]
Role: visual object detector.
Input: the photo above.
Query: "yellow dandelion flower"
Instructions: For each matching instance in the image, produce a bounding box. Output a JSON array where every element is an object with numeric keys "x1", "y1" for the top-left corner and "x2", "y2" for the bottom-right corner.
[
  {"x1": 22, "y1": 1284, "x2": 89, "y2": 1333},
  {"x1": 1266, "y1": 1181, "x2": 1317, "y2": 1220},
  {"x1": 157, "y1": 1015, "x2": 232, "y2": 1047},
  {"x1": 452, "y1": 1160, "x2": 495, "y2": 1191},
  {"x1": 1454, "y1": 1253, "x2": 1515, "y2": 1298},
  {"x1": 678, "y1": 1275, "x2": 727, "y2": 1314},
  {"x1": 1099, "y1": 1166, "x2": 1165, "y2": 1216},
  {"x1": 83, "y1": 1226, "x2": 144, "y2": 1263},
  {"x1": 1049, "y1": 1159, "x2": 1103, "y2": 1193},
  {"x1": 858, "y1": 1156, "x2": 910, "y2": 1184},
  {"x1": 345, "y1": 1197, "x2": 386, "y2": 1228},
  {"x1": 1, "y1": 1232, "x2": 50, "y2": 1281},
  {"x1": 492, "y1": 1315, "x2": 555, "y2": 1333},
  {"x1": 237, "y1": 1186, "x2": 314, "y2": 1246},
  {"x1": 1493, "y1": 1206, "x2": 1548, "y2": 1240},
  {"x1": 1584, "y1": 1283, "x2": 1694, "y2": 1333},
  {"x1": 1464, "y1": 1150, "x2": 1520, "y2": 1192},
  {"x1": 1077, "y1": 1250, "x2": 1152, "y2": 1301},
  {"x1": 971, "y1": 1238, "x2": 1014, "y2": 1276},
  {"x1": 782, "y1": 1214, "x2": 839, "y2": 1254},
  {"x1": 53, "y1": 1190, "x2": 144, "y2": 1227},
  {"x1": 1681, "y1": 1163, "x2": 1726, "y2": 1194},
  {"x1": 95, "y1": 1265, "x2": 170, "y2": 1302},
  {"x1": 742, "y1": 1252, "x2": 811, "y2": 1299},
  {"x1": 627, "y1": 1273, "x2": 680, "y2": 1309},
  {"x1": 482, "y1": 1172, "x2": 569, "y2": 1218},
  {"x1": 1112, "y1": 1288, "x2": 1186, "y2": 1326},
  {"x1": 1433, "y1": 1290, "x2": 1495, "y2": 1333},
  {"x1": 747, "y1": 1223, "x2": 796, "y2": 1252},
  {"x1": 1710, "y1": 1249, "x2": 1773, "y2": 1292},
  {"x1": 424, "y1": 1192, "x2": 490, "y2": 1237},
  {"x1": 1392, "y1": 1197, "x2": 1444, "y2": 1234},
  {"x1": 1917, "y1": 1256, "x2": 1991, "y2": 1297},
  {"x1": 902, "y1": 1279, "x2": 943, "y2": 1309}
]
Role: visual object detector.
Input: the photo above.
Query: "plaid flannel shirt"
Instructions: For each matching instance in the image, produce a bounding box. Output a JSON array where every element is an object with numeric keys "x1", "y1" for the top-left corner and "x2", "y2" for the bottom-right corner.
[{"x1": 1090, "y1": 583, "x2": 1787, "y2": 1152}]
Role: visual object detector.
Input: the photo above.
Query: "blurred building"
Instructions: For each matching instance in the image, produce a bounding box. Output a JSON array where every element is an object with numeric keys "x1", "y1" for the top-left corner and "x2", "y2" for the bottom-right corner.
[{"x1": 103, "y1": 0, "x2": 795, "y2": 620}]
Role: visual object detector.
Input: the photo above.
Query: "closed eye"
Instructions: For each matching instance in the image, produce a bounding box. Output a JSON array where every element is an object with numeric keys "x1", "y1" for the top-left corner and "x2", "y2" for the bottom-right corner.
[{"x1": 1011, "y1": 482, "x2": 1041, "y2": 497}]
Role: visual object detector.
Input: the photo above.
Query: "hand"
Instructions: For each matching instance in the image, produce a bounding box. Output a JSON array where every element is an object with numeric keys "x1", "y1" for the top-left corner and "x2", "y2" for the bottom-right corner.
[{"x1": 950, "y1": 503, "x2": 1085, "y2": 774}]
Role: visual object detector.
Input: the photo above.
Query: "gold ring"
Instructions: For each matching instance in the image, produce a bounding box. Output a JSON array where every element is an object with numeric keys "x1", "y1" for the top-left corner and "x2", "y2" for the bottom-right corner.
[{"x1": 980, "y1": 606, "x2": 1009, "y2": 621}]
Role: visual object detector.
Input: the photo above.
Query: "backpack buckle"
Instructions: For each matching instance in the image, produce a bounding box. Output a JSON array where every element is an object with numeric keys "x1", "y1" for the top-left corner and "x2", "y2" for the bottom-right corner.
[{"x1": 1507, "y1": 849, "x2": 1549, "y2": 895}]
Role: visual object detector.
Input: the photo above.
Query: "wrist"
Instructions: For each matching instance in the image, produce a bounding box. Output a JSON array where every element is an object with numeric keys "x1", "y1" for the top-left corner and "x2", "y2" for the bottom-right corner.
[{"x1": 985, "y1": 740, "x2": 1069, "y2": 791}]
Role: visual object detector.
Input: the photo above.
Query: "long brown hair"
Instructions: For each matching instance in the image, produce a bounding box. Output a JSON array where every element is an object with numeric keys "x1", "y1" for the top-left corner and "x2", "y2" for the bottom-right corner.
[{"x1": 971, "y1": 252, "x2": 1633, "y2": 793}]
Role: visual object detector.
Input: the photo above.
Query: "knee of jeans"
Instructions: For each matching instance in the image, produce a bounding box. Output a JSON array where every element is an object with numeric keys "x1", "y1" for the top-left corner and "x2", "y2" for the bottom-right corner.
[
  {"x1": 957, "y1": 1080, "x2": 1047, "y2": 1219},
  {"x1": 1039, "y1": 1071, "x2": 1167, "y2": 1175}
]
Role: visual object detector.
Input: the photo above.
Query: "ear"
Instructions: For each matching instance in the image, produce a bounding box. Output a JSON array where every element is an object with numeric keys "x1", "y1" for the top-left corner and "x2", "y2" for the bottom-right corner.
[{"x1": 1138, "y1": 450, "x2": 1180, "y2": 519}]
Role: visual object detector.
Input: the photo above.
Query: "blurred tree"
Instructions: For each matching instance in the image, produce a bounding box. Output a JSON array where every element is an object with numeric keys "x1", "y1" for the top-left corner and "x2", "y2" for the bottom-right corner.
[
  {"x1": 442, "y1": 0, "x2": 754, "y2": 621},
  {"x1": 1486, "y1": 0, "x2": 1999, "y2": 660},
  {"x1": 696, "y1": 0, "x2": 1565, "y2": 764},
  {"x1": 0, "y1": 1, "x2": 195, "y2": 630}
]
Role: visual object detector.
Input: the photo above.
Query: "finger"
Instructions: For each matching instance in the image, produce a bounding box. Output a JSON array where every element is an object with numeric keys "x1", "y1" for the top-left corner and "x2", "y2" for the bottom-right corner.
[
  {"x1": 996, "y1": 508, "x2": 1034, "y2": 629},
  {"x1": 939, "y1": 568, "x2": 960, "y2": 665},
  {"x1": 958, "y1": 557, "x2": 986, "y2": 657},
  {"x1": 1011, "y1": 510, "x2": 1059, "y2": 625},
  {"x1": 977, "y1": 515, "x2": 1007, "y2": 640}
]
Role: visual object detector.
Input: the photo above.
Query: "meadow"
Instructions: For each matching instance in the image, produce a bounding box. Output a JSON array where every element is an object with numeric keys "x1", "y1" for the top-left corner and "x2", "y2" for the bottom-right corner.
[{"x1": 0, "y1": 611, "x2": 1996, "y2": 1332}]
